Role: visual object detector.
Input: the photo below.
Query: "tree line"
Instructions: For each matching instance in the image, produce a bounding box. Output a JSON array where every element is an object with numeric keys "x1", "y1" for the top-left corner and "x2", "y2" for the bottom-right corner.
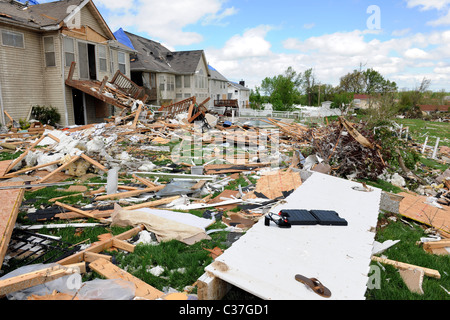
[{"x1": 250, "y1": 66, "x2": 447, "y2": 116}]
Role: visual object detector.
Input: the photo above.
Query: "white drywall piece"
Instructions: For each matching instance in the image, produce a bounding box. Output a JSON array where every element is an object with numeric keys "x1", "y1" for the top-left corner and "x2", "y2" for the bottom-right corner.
[{"x1": 204, "y1": 172, "x2": 381, "y2": 300}]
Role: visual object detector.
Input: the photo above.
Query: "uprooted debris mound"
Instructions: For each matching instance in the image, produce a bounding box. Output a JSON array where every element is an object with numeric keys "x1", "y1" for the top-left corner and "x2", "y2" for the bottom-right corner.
[{"x1": 306, "y1": 117, "x2": 387, "y2": 180}]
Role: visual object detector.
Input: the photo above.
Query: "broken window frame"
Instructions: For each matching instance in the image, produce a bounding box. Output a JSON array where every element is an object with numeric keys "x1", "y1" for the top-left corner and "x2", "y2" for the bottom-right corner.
[
  {"x1": 1, "y1": 29, "x2": 24, "y2": 48},
  {"x1": 43, "y1": 36, "x2": 56, "y2": 67},
  {"x1": 64, "y1": 37, "x2": 75, "y2": 67}
]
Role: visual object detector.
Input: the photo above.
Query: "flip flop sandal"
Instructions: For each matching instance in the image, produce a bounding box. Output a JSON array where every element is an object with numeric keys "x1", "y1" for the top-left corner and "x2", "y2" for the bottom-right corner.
[{"x1": 295, "y1": 274, "x2": 332, "y2": 298}]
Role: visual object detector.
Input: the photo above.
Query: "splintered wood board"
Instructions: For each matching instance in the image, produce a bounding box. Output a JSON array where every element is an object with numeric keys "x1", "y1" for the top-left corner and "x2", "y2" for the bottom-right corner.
[
  {"x1": 244, "y1": 170, "x2": 302, "y2": 200},
  {"x1": 0, "y1": 160, "x2": 12, "y2": 177},
  {"x1": 204, "y1": 172, "x2": 381, "y2": 300},
  {"x1": 0, "y1": 182, "x2": 25, "y2": 270},
  {"x1": 89, "y1": 258, "x2": 164, "y2": 300},
  {"x1": 398, "y1": 192, "x2": 450, "y2": 238},
  {"x1": 255, "y1": 170, "x2": 302, "y2": 199}
]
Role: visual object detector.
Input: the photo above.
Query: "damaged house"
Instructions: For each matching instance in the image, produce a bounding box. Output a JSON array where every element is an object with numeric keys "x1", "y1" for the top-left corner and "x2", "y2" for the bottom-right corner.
[
  {"x1": 0, "y1": 0, "x2": 136, "y2": 127},
  {"x1": 114, "y1": 28, "x2": 214, "y2": 108}
]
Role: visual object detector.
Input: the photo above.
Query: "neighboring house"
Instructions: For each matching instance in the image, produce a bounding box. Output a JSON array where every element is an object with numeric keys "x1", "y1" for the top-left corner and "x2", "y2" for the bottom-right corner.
[
  {"x1": 352, "y1": 94, "x2": 371, "y2": 109},
  {"x1": 115, "y1": 29, "x2": 213, "y2": 107},
  {"x1": 208, "y1": 65, "x2": 229, "y2": 103},
  {"x1": 419, "y1": 105, "x2": 449, "y2": 114},
  {"x1": 0, "y1": 0, "x2": 135, "y2": 126},
  {"x1": 228, "y1": 81, "x2": 250, "y2": 111}
]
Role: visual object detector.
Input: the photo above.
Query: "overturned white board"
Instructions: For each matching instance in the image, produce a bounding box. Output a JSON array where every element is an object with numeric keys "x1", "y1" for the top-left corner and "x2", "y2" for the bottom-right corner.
[{"x1": 204, "y1": 172, "x2": 381, "y2": 300}]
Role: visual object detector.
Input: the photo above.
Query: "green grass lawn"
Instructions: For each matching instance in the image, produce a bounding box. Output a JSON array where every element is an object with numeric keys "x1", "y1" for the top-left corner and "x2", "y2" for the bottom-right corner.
[
  {"x1": 366, "y1": 212, "x2": 450, "y2": 300},
  {"x1": 395, "y1": 118, "x2": 450, "y2": 148}
]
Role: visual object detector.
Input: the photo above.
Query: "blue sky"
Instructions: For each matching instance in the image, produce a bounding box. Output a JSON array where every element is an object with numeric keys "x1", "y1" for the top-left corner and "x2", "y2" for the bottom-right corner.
[{"x1": 37, "y1": 0, "x2": 450, "y2": 91}]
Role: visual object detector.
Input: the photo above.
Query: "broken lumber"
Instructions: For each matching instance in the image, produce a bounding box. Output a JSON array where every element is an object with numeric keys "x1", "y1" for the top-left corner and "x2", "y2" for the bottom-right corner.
[
  {"x1": 39, "y1": 155, "x2": 81, "y2": 184},
  {"x1": 80, "y1": 153, "x2": 108, "y2": 172},
  {"x1": 122, "y1": 196, "x2": 181, "y2": 211},
  {"x1": 54, "y1": 202, "x2": 108, "y2": 223},
  {"x1": 0, "y1": 263, "x2": 85, "y2": 298},
  {"x1": 89, "y1": 258, "x2": 164, "y2": 300},
  {"x1": 0, "y1": 182, "x2": 25, "y2": 270},
  {"x1": 371, "y1": 256, "x2": 441, "y2": 279},
  {"x1": 94, "y1": 185, "x2": 165, "y2": 201},
  {"x1": 1, "y1": 159, "x2": 62, "y2": 179},
  {"x1": 57, "y1": 225, "x2": 144, "y2": 265}
]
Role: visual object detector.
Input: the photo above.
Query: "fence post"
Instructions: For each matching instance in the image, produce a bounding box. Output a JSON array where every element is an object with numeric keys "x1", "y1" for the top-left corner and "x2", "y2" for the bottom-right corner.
[
  {"x1": 432, "y1": 138, "x2": 440, "y2": 160},
  {"x1": 422, "y1": 136, "x2": 428, "y2": 154}
]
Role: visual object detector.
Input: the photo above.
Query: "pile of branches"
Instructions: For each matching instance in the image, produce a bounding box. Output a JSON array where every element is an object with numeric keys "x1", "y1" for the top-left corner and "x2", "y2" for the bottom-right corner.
[{"x1": 308, "y1": 118, "x2": 387, "y2": 181}]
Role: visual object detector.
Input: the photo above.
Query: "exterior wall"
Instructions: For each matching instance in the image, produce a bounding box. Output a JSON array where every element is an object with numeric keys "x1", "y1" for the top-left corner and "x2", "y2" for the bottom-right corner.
[
  {"x1": 210, "y1": 79, "x2": 228, "y2": 102},
  {"x1": 0, "y1": 24, "x2": 47, "y2": 125},
  {"x1": 193, "y1": 58, "x2": 209, "y2": 105}
]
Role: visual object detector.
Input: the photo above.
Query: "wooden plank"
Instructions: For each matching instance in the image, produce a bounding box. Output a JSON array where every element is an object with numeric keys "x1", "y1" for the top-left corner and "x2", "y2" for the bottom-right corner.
[
  {"x1": 89, "y1": 258, "x2": 164, "y2": 300},
  {"x1": 54, "y1": 201, "x2": 108, "y2": 223},
  {"x1": 4, "y1": 134, "x2": 47, "y2": 174},
  {"x1": 371, "y1": 256, "x2": 441, "y2": 279},
  {"x1": 39, "y1": 155, "x2": 81, "y2": 184},
  {"x1": 1, "y1": 159, "x2": 62, "y2": 179},
  {"x1": 83, "y1": 252, "x2": 112, "y2": 263},
  {"x1": 0, "y1": 182, "x2": 25, "y2": 270},
  {"x1": 122, "y1": 196, "x2": 181, "y2": 211},
  {"x1": 112, "y1": 239, "x2": 135, "y2": 253},
  {"x1": 94, "y1": 185, "x2": 165, "y2": 201},
  {"x1": 0, "y1": 263, "x2": 85, "y2": 298},
  {"x1": 80, "y1": 154, "x2": 108, "y2": 172},
  {"x1": 132, "y1": 174, "x2": 156, "y2": 187}
]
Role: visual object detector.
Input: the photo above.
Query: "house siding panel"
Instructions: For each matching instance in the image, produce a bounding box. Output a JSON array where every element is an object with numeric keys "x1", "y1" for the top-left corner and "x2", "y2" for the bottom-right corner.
[{"x1": 0, "y1": 25, "x2": 47, "y2": 124}]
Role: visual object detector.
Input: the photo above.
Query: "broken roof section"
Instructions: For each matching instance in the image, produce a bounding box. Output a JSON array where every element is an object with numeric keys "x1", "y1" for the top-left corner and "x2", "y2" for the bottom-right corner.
[
  {"x1": 0, "y1": 0, "x2": 116, "y2": 40},
  {"x1": 117, "y1": 29, "x2": 210, "y2": 77}
]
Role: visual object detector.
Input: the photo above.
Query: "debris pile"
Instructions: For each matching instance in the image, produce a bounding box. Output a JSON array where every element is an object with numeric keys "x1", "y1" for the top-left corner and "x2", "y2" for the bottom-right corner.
[{"x1": 0, "y1": 105, "x2": 449, "y2": 300}]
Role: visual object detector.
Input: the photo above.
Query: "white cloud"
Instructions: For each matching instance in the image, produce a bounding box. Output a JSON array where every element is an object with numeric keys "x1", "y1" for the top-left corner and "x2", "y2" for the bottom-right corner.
[
  {"x1": 303, "y1": 23, "x2": 316, "y2": 29},
  {"x1": 93, "y1": 0, "x2": 237, "y2": 46},
  {"x1": 220, "y1": 25, "x2": 273, "y2": 59},
  {"x1": 405, "y1": 0, "x2": 450, "y2": 11},
  {"x1": 428, "y1": 9, "x2": 450, "y2": 25},
  {"x1": 404, "y1": 48, "x2": 430, "y2": 59},
  {"x1": 207, "y1": 26, "x2": 450, "y2": 91}
]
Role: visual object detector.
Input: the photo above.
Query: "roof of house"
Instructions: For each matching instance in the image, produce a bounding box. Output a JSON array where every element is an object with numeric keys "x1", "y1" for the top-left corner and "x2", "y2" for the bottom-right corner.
[
  {"x1": 0, "y1": 0, "x2": 85, "y2": 29},
  {"x1": 229, "y1": 81, "x2": 250, "y2": 91},
  {"x1": 0, "y1": 0, "x2": 115, "y2": 39},
  {"x1": 419, "y1": 105, "x2": 449, "y2": 112},
  {"x1": 353, "y1": 94, "x2": 371, "y2": 100},
  {"x1": 121, "y1": 30, "x2": 208, "y2": 76},
  {"x1": 208, "y1": 65, "x2": 228, "y2": 82}
]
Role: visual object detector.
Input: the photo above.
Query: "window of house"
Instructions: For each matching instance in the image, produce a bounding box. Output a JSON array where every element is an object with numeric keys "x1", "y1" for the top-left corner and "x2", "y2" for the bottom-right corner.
[
  {"x1": 159, "y1": 75, "x2": 165, "y2": 91},
  {"x1": 118, "y1": 51, "x2": 126, "y2": 74},
  {"x1": 175, "y1": 75, "x2": 182, "y2": 88},
  {"x1": 110, "y1": 49, "x2": 115, "y2": 73},
  {"x1": 43, "y1": 37, "x2": 56, "y2": 67},
  {"x1": 184, "y1": 93, "x2": 191, "y2": 98},
  {"x1": 167, "y1": 76, "x2": 175, "y2": 91},
  {"x1": 1, "y1": 30, "x2": 24, "y2": 48},
  {"x1": 98, "y1": 45, "x2": 107, "y2": 72},
  {"x1": 184, "y1": 75, "x2": 190, "y2": 88},
  {"x1": 64, "y1": 38, "x2": 75, "y2": 67}
]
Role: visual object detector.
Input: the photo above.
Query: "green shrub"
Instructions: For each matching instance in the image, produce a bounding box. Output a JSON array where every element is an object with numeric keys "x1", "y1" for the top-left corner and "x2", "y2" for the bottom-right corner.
[{"x1": 31, "y1": 105, "x2": 61, "y2": 126}]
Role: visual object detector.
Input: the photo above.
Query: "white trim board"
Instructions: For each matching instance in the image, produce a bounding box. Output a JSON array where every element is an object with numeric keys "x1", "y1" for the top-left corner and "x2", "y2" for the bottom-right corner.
[{"x1": 204, "y1": 172, "x2": 381, "y2": 300}]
